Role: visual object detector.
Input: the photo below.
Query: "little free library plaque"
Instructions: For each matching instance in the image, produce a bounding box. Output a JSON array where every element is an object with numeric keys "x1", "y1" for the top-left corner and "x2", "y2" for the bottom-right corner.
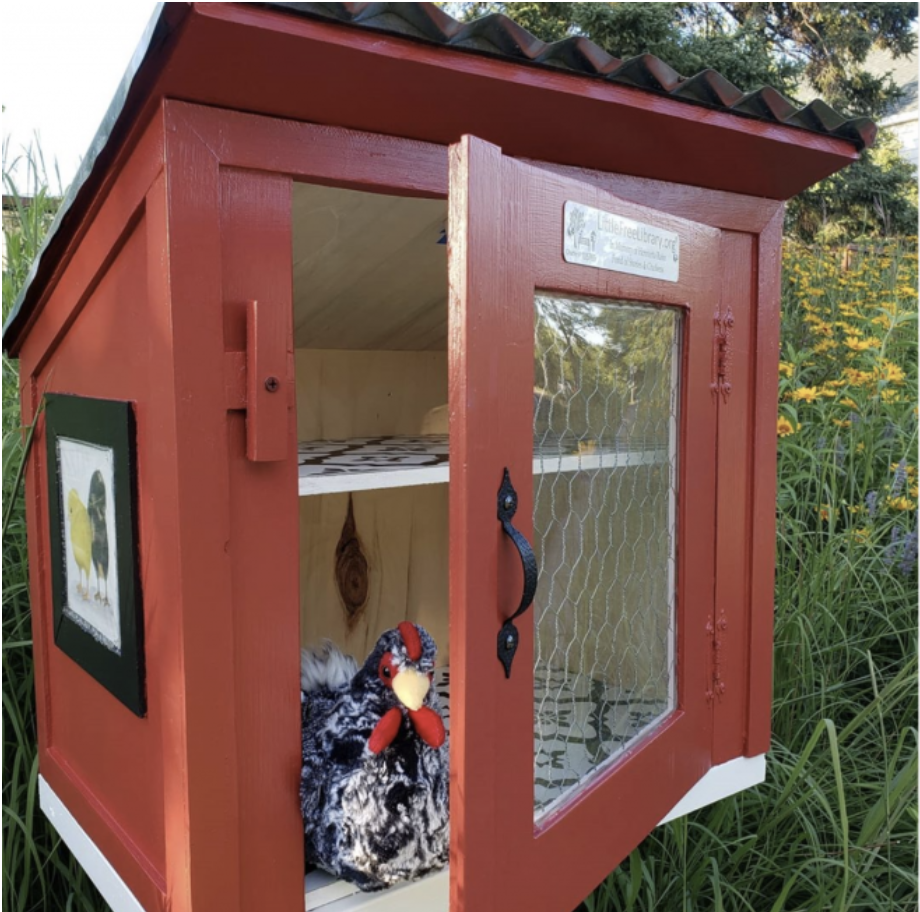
[{"x1": 564, "y1": 201, "x2": 680, "y2": 283}]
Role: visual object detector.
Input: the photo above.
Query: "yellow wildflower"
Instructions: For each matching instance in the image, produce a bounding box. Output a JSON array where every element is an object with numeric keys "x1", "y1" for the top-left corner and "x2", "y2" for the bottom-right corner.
[
  {"x1": 777, "y1": 417, "x2": 796, "y2": 437},
  {"x1": 850, "y1": 528, "x2": 871, "y2": 544},
  {"x1": 792, "y1": 387, "x2": 820, "y2": 403},
  {"x1": 876, "y1": 361, "x2": 906, "y2": 384},
  {"x1": 778, "y1": 362, "x2": 795, "y2": 378},
  {"x1": 843, "y1": 368, "x2": 874, "y2": 386},
  {"x1": 887, "y1": 496, "x2": 914, "y2": 512},
  {"x1": 844, "y1": 336, "x2": 879, "y2": 352}
]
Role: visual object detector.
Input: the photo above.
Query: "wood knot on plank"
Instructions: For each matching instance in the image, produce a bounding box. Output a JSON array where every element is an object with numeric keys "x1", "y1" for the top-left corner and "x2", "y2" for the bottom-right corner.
[{"x1": 335, "y1": 494, "x2": 368, "y2": 626}]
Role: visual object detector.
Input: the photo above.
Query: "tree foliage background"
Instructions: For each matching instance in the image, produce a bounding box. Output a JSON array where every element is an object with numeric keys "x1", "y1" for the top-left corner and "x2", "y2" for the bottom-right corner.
[{"x1": 442, "y1": 2, "x2": 919, "y2": 240}]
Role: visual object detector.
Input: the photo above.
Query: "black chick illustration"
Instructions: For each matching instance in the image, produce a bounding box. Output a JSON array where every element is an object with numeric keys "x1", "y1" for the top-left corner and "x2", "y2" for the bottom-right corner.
[
  {"x1": 300, "y1": 622, "x2": 448, "y2": 892},
  {"x1": 87, "y1": 470, "x2": 110, "y2": 606}
]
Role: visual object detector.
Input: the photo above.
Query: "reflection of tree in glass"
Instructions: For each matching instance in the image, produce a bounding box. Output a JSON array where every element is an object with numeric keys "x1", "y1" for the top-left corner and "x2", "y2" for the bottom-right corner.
[{"x1": 534, "y1": 295, "x2": 679, "y2": 453}]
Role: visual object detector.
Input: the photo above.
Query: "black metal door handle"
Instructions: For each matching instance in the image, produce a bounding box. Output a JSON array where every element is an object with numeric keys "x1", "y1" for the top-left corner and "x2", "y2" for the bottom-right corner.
[{"x1": 497, "y1": 468, "x2": 538, "y2": 678}]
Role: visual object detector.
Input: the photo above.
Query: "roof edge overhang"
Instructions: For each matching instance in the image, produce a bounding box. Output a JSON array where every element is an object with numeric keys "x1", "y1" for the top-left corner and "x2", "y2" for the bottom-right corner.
[{"x1": 3, "y1": 2, "x2": 868, "y2": 355}]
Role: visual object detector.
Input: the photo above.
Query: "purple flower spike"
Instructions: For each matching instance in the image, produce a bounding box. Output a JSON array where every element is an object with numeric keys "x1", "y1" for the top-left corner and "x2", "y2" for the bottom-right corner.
[
  {"x1": 866, "y1": 491, "x2": 878, "y2": 518},
  {"x1": 883, "y1": 526, "x2": 903, "y2": 568},
  {"x1": 899, "y1": 529, "x2": 918, "y2": 576},
  {"x1": 892, "y1": 459, "x2": 908, "y2": 497}
]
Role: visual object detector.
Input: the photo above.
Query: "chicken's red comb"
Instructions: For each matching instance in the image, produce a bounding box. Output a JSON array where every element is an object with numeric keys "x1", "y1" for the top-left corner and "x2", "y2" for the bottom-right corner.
[{"x1": 398, "y1": 621, "x2": 422, "y2": 661}]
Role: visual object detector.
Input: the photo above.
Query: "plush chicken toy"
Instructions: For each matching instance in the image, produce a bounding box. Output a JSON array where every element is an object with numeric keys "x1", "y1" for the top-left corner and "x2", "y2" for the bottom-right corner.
[{"x1": 300, "y1": 622, "x2": 448, "y2": 891}]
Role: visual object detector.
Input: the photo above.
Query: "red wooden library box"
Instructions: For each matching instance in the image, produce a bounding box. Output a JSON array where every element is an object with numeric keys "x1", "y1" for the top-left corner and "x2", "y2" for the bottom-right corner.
[{"x1": 4, "y1": 5, "x2": 873, "y2": 912}]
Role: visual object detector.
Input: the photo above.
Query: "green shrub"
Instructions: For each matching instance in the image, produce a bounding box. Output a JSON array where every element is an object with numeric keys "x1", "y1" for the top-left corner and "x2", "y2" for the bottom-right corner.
[{"x1": 585, "y1": 239, "x2": 918, "y2": 912}]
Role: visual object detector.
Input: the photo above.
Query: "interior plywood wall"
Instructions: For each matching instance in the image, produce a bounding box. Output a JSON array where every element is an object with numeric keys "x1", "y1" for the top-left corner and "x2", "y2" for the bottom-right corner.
[
  {"x1": 300, "y1": 485, "x2": 449, "y2": 664},
  {"x1": 292, "y1": 182, "x2": 448, "y2": 352},
  {"x1": 295, "y1": 349, "x2": 448, "y2": 441},
  {"x1": 295, "y1": 348, "x2": 450, "y2": 663}
]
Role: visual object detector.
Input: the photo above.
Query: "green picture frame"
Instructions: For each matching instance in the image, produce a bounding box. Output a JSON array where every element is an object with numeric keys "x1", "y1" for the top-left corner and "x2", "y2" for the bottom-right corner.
[{"x1": 45, "y1": 394, "x2": 145, "y2": 716}]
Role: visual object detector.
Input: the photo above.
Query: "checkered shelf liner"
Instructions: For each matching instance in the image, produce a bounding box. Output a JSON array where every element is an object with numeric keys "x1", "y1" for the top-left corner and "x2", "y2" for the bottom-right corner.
[
  {"x1": 298, "y1": 434, "x2": 668, "y2": 482},
  {"x1": 298, "y1": 435, "x2": 450, "y2": 478}
]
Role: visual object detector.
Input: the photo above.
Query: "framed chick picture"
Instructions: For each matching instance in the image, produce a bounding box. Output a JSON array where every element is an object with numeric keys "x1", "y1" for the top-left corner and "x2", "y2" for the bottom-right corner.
[{"x1": 44, "y1": 394, "x2": 145, "y2": 716}]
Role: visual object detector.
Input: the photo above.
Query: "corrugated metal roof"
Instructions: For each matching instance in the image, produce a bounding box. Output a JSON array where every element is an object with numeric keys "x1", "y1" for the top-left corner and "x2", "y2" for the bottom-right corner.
[
  {"x1": 254, "y1": 2, "x2": 876, "y2": 150},
  {"x1": 3, "y1": 1, "x2": 876, "y2": 352}
]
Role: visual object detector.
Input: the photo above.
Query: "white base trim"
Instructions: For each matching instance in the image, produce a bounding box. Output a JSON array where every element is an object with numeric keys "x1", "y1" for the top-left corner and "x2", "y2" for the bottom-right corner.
[
  {"x1": 306, "y1": 868, "x2": 449, "y2": 911},
  {"x1": 39, "y1": 775, "x2": 146, "y2": 912},
  {"x1": 40, "y1": 756, "x2": 766, "y2": 912},
  {"x1": 659, "y1": 754, "x2": 767, "y2": 824}
]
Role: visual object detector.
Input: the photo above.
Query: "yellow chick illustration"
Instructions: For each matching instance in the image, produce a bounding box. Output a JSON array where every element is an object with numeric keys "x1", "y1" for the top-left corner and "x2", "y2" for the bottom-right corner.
[{"x1": 67, "y1": 489, "x2": 92, "y2": 599}]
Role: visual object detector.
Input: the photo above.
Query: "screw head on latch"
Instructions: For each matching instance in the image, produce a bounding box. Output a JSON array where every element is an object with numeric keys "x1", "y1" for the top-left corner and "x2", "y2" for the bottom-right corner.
[
  {"x1": 264, "y1": 376, "x2": 280, "y2": 393},
  {"x1": 503, "y1": 494, "x2": 514, "y2": 511}
]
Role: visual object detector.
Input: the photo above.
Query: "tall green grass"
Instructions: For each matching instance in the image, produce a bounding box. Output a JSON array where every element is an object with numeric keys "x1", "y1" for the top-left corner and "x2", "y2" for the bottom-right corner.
[
  {"x1": 584, "y1": 243, "x2": 918, "y2": 912},
  {"x1": 2, "y1": 148, "x2": 916, "y2": 912}
]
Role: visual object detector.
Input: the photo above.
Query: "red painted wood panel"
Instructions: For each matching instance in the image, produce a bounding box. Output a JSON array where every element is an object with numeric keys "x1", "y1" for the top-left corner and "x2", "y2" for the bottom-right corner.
[
  {"x1": 522, "y1": 160, "x2": 784, "y2": 235},
  {"x1": 246, "y1": 298, "x2": 288, "y2": 461},
  {"x1": 747, "y1": 208, "x2": 785, "y2": 756},
  {"x1": 450, "y1": 136, "x2": 721, "y2": 912},
  {"x1": 219, "y1": 168, "x2": 303, "y2": 912},
  {"x1": 169, "y1": 100, "x2": 448, "y2": 200},
  {"x1": 17, "y1": 112, "x2": 165, "y2": 371},
  {"x1": 162, "y1": 107, "x2": 243, "y2": 912},
  {"x1": 712, "y1": 232, "x2": 756, "y2": 764},
  {"x1": 447, "y1": 134, "x2": 510, "y2": 912},
  {"x1": 177, "y1": 3, "x2": 857, "y2": 199},
  {"x1": 21, "y1": 205, "x2": 170, "y2": 912}
]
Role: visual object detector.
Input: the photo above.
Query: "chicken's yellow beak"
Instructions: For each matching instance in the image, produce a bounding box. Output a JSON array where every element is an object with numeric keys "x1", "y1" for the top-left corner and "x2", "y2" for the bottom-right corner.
[{"x1": 392, "y1": 667, "x2": 430, "y2": 711}]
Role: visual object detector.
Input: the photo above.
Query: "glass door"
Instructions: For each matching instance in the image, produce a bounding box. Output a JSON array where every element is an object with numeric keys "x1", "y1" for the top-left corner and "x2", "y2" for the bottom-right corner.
[
  {"x1": 533, "y1": 294, "x2": 682, "y2": 820},
  {"x1": 448, "y1": 136, "x2": 721, "y2": 912}
]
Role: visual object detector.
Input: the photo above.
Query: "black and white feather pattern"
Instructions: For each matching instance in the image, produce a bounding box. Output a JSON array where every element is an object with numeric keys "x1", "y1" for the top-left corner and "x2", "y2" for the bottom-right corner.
[{"x1": 300, "y1": 627, "x2": 449, "y2": 891}]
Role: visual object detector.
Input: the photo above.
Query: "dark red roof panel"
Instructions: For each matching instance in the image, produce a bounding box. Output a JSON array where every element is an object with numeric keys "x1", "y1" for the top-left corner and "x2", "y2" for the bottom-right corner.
[{"x1": 254, "y1": 2, "x2": 876, "y2": 150}]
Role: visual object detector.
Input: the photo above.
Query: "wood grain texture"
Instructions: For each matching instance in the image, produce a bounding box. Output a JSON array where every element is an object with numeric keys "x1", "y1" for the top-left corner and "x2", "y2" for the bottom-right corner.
[
  {"x1": 294, "y1": 349, "x2": 447, "y2": 441},
  {"x1": 292, "y1": 183, "x2": 448, "y2": 351},
  {"x1": 448, "y1": 133, "x2": 514, "y2": 912},
  {"x1": 168, "y1": 99, "x2": 448, "y2": 199},
  {"x1": 17, "y1": 113, "x2": 165, "y2": 372},
  {"x1": 300, "y1": 486, "x2": 449, "y2": 662},
  {"x1": 334, "y1": 494, "x2": 370, "y2": 625},
  {"x1": 523, "y1": 160, "x2": 784, "y2": 234},
  {"x1": 163, "y1": 110, "x2": 243, "y2": 912},
  {"x1": 712, "y1": 231, "x2": 755, "y2": 764},
  {"x1": 747, "y1": 207, "x2": 784, "y2": 757},
  {"x1": 18, "y1": 177, "x2": 175, "y2": 912},
  {"x1": 219, "y1": 166, "x2": 303, "y2": 912},
  {"x1": 246, "y1": 296, "x2": 291, "y2": 461}
]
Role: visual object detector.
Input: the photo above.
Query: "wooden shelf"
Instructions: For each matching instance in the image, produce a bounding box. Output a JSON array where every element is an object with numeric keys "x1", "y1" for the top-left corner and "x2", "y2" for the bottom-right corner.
[{"x1": 298, "y1": 435, "x2": 669, "y2": 497}]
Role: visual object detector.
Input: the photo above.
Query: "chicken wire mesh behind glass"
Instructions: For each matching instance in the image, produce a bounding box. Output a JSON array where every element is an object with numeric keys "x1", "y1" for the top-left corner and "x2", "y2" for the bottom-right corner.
[{"x1": 533, "y1": 293, "x2": 681, "y2": 820}]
